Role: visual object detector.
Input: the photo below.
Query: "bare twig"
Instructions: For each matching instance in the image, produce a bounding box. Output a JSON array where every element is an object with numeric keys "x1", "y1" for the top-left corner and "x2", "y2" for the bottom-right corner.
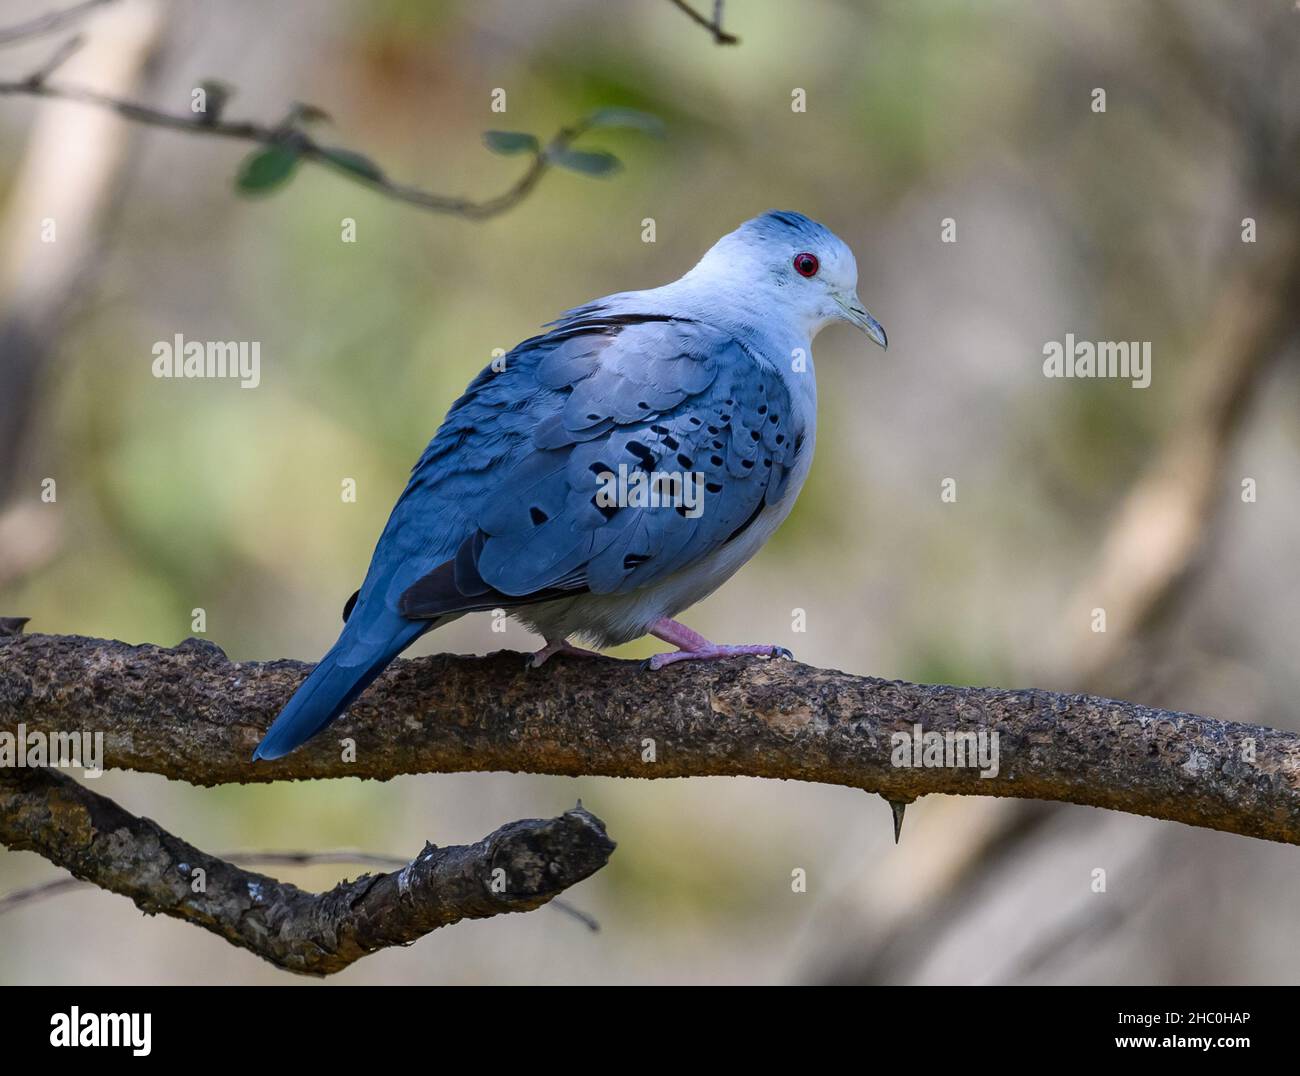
[
  {"x1": 0, "y1": 765, "x2": 613, "y2": 975},
  {"x1": 666, "y1": 0, "x2": 739, "y2": 45},
  {"x1": 21, "y1": 31, "x2": 82, "y2": 84},
  {"x1": 1, "y1": 632, "x2": 1298, "y2": 845},
  {"x1": 0, "y1": 0, "x2": 112, "y2": 47}
]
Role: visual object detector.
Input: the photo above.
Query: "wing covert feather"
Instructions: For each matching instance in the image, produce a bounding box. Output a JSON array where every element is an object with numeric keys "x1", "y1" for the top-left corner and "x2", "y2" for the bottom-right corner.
[{"x1": 396, "y1": 314, "x2": 804, "y2": 616}]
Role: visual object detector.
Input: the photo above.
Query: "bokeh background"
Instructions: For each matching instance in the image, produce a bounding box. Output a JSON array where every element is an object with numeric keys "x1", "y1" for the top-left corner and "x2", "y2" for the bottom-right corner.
[{"x1": 1, "y1": 0, "x2": 1298, "y2": 984}]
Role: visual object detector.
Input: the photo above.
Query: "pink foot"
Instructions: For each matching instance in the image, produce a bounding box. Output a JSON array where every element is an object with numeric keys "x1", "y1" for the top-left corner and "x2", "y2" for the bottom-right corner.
[
  {"x1": 643, "y1": 618, "x2": 794, "y2": 671},
  {"x1": 528, "y1": 638, "x2": 603, "y2": 668}
]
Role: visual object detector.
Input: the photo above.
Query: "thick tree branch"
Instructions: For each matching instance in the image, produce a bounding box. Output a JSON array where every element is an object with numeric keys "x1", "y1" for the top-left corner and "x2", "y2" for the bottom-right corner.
[
  {"x1": 2, "y1": 632, "x2": 1298, "y2": 844},
  {"x1": 0, "y1": 847, "x2": 602, "y2": 931},
  {"x1": 0, "y1": 764, "x2": 613, "y2": 975},
  {"x1": 0, "y1": 851, "x2": 414, "y2": 915}
]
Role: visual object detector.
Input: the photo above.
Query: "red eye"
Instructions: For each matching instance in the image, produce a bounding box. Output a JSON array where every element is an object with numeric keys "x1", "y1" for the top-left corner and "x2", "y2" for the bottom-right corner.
[{"x1": 793, "y1": 252, "x2": 819, "y2": 278}]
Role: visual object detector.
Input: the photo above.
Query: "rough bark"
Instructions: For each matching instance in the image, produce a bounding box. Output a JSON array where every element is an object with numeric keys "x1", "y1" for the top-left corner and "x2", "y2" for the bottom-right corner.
[
  {"x1": 2, "y1": 632, "x2": 1298, "y2": 845},
  {"x1": 0, "y1": 764, "x2": 613, "y2": 975}
]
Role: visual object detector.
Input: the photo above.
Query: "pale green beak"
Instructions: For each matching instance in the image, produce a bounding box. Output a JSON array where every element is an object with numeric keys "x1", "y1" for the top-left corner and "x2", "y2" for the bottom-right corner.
[{"x1": 835, "y1": 293, "x2": 888, "y2": 349}]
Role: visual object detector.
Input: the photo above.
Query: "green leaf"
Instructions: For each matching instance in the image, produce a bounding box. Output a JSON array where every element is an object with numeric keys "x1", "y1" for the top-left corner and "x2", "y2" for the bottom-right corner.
[
  {"x1": 320, "y1": 147, "x2": 385, "y2": 183},
  {"x1": 549, "y1": 148, "x2": 622, "y2": 176},
  {"x1": 482, "y1": 130, "x2": 540, "y2": 155},
  {"x1": 586, "y1": 107, "x2": 665, "y2": 138},
  {"x1": 235, "y1": 146, "x2": 300, "y2": 194}
]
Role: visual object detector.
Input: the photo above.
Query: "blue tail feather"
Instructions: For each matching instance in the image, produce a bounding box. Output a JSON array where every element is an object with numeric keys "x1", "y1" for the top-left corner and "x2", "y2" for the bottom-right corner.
[{"x1": 253, "y1": 606, "x2": 427, "y2": 761}]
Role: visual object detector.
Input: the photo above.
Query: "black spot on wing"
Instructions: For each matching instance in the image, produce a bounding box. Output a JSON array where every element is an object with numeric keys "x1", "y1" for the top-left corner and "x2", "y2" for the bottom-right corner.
[
  {"x1": 627, "y1": 441, "x2": 655, "y2": 470},
  {"x1": 591, "y1": 495, "x2": 619, "y2": 521}
]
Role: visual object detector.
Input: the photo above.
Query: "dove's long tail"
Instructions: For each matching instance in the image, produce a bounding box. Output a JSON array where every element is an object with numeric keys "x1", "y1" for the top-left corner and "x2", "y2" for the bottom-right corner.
[{"x1": 252, "y1": 602, "x2": 429, "y2": 761}]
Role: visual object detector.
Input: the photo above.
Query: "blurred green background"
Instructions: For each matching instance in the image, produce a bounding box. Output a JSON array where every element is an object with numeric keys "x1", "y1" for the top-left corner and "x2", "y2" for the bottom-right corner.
[{"x1": 1, "y1": 0, "x2": 1298, "y2": 983}]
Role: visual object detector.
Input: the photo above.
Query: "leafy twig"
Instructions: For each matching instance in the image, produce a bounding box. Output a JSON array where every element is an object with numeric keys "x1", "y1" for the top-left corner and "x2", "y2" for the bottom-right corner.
[{"x1": 0, "y1": 38, "x2": 661, "y2": 219}]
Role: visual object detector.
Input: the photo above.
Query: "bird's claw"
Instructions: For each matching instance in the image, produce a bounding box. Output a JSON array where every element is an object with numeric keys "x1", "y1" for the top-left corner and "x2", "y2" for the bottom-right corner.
[
  {"x1": 641, "y1": 644, "x2": 794, "y2": 671},
  {"x1": 528, "y1": 640, "x2": 603, "y2": 669}
]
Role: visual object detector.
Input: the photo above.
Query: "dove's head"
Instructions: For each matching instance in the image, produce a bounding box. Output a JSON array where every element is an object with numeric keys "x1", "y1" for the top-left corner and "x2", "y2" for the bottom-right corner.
[{"x1": 687, "y1": 210, "x2": 887, "y2": 348}]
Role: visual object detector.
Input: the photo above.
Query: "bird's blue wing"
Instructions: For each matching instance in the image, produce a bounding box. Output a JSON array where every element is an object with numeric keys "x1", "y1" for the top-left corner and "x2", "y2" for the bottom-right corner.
[
  {"x1": 254, "y1": 312, "x2": 802, "y2": 760},
  {"x1": 397, "y1": 314, "x2": 804, "y2": 616}
]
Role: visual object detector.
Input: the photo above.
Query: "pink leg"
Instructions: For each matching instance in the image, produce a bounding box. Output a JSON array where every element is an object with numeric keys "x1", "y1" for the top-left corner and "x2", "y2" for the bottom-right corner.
[
  {"x1": 644, "y1": 618, "x2": 793, "y2": 671},
  {"x1": 528, "y1": 637, "x2": 603, "y2": 668}
]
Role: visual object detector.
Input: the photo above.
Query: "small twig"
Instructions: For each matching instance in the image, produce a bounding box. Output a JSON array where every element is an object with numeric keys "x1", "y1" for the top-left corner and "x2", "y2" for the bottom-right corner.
[
  {"x1": 666, "y1": 0, "x2": 739, "y2": 44},
  {"x1": 0, "y1": 0, "x2": 112, "y2": 47},
  {"x1": 22, "y1": 33, "x2": 82, "y2": 87}
]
